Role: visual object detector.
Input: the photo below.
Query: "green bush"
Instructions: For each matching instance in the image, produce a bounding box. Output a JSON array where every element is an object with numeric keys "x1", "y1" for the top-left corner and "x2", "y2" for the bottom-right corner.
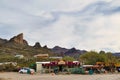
[{"x1": 70, "y1": 67, "x2": 85, "y2": 74}]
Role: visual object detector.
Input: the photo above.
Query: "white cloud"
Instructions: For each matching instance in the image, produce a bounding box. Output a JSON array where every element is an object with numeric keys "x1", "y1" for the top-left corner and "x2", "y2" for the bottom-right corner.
[{"x1": 0, "y1": 0, "x2": 120, "y2": 52}]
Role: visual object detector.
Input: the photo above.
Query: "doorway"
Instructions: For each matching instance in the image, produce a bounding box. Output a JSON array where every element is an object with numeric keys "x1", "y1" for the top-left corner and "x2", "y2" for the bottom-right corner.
[{"x1": 59, "y1": 65, "x2": 63, "y2": 72}]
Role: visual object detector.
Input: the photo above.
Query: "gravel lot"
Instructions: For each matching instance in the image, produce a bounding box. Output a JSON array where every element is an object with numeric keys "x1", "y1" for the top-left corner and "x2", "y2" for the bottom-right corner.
[{"x1": 0, "y1": 72, "x2": 120, "y2": 80}]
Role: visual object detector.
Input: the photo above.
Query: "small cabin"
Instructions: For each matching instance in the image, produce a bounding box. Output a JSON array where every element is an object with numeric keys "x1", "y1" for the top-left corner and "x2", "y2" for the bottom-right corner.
[{"x1": 34, "y1": 54, "x2": 49, "y2": 58}]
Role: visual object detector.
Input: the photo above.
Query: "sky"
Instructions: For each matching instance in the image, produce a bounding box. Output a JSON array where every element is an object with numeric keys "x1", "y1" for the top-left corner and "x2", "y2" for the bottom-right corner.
[{"x1": 0, "y1": 0, "x2": 120, "y2": 52}]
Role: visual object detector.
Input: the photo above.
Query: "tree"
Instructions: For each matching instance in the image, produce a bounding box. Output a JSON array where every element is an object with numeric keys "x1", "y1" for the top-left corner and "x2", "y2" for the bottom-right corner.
[
  {"x1": 80, "y1": 51, "x2": 100, "y2": 65},
  {"x1": 80, "y1": 50, "x2": 119, "y2": 72},
  {"x1": 105, "y1": 52, "x2": 117, "y2": 65},
  {"x1": 63, "y1": 56, "x2": 75, "y2": 61},
  {"x1": 99, "y1": 50, "x2": 105, "y2": 54}
]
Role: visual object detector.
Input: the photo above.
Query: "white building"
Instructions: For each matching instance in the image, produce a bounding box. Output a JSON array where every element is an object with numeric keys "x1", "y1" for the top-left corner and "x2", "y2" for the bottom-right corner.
[
  {"x1": 36, "y1": 62, "x2": 50, "y2": 73},
  {"x1": 15, "y1": 54, "x2": 24, "y2": 59}
]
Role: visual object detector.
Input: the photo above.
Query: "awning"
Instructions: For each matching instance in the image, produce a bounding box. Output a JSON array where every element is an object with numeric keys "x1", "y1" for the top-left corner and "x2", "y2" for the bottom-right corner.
[{"x1": 58, "y1": 60, "x2": 65, "y2": 65}]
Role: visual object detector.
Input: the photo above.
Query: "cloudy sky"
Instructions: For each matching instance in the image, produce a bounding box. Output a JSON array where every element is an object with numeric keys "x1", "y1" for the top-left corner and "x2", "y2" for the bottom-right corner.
[{"x1": 0, "y1": 0, "x2": 120, "y2": 52}]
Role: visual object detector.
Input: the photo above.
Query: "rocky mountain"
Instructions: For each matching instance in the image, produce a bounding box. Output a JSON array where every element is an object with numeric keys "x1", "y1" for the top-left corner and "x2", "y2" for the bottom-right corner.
[
  {"x1": 52, "y1": 46, "x2": 69, "y2": 54},
  {"x1": 65, "y1": 48, "x2": 87, "y2": 55},
  {"x1": 0, "y1": 33, "x2": 87, "y2": 59},
  {"x1": 9, "y1": 33, "x2": 28, "y2": 45},
  {"x1": 0, "y1": 33, "x2": 28, "y2": 48},
  {"x1": 33, "y1": 42, "x2": 41, "y2": 48},
  {"x1": 51, "y1": 46, "x2": 87, "y2": 58},
  {"x1": 2, "y1": 33, "x2": 119, "y2": 59},
  {"x1": 0, "y1": 33, "x2": 54, "y2": 57},
  {"x1": 112, "y1": 52, "x2": 120, "y2": 57}
]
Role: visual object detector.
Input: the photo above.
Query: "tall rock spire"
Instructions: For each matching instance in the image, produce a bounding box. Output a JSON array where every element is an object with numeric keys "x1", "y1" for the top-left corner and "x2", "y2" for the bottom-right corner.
[
  {"x1": 9, "y1": 33, "x2": 28, "y2": 45},
  {"x1": 33, "y1": 42, "x2": 41, "y2": 48}
]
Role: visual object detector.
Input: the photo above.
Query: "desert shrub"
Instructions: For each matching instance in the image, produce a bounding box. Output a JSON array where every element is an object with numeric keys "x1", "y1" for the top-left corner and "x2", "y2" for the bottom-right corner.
[{"x1": 0, "y1": 64, "x2": 17, "y2": 72}]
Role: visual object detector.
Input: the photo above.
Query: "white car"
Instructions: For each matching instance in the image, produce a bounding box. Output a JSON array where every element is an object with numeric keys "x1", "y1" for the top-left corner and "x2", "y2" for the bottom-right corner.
[{"x1": 19, "y1": 67, "x2": 35, "y2": 74}]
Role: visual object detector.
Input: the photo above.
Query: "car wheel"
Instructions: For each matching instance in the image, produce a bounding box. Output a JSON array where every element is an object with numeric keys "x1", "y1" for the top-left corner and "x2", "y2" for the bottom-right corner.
[{"x1": 20, "y1": 71, "x2": 23, "y2": 74}]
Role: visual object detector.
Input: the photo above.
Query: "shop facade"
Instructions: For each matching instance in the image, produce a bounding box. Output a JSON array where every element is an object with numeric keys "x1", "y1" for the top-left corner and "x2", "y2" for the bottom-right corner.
[{"x1": 36, "y1": 60, "x2": 80, "y2": 73}]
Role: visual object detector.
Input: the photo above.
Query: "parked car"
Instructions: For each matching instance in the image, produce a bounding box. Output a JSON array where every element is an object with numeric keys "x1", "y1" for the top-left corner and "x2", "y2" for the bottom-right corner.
[{"x1": 19, "y1": 67, "x2": 35, "y2": 74}]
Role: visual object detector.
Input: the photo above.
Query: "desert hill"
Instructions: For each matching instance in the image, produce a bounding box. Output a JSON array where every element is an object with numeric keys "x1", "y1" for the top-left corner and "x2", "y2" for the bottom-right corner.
[{"x1": 0, "y1": 33, "x2": 54, "y2": 58}]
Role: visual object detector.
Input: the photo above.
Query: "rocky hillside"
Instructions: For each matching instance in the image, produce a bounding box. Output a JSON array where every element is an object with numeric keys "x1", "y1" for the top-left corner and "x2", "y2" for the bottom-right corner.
[{"x1": 0, "y1": 33, "x2": 54, "y2": 58}]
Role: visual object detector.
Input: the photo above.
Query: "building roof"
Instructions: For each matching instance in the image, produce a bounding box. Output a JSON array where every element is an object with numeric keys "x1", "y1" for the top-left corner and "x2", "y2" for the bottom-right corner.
[
  {"x1": 34, "y1": 54, "x2": 49, "y2": 57},
  {"x1": 36, "y1": 62, "x2": 50, "y2": 64},
  {"x1": 58, "y1": 60, "x2": 65, "y2": 65}
]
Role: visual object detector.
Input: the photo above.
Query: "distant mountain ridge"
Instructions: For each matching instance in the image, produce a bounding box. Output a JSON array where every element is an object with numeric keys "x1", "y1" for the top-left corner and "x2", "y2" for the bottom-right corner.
[
  {"x1": 51, "y1": 46, "x2": 87, "y2": 58},
  {"x1": 52, "y1": 46, "x2": 69, "y2": 54},
  {"x1": 1, "y1": 33, "x2": 119, "y2": 58},
  {"x1": 0, "y1": 38, "x2": 7, "y2": 45},
  {"x1": 112, "y1": 52, "x2": 120, "y2": 57}
]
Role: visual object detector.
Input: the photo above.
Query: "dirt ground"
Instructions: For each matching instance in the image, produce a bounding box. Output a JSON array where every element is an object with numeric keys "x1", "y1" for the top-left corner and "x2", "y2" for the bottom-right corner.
[{"x1": 0, "y1": 72, "x2": 120, "y2": 80}]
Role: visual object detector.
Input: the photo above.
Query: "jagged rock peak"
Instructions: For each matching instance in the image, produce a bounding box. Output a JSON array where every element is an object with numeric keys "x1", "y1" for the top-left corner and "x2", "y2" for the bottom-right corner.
[
  {"x1": 33, "y1": 42, "x2": 41, "y2": 48},
  {"x1": 43, "y1": 45, "x2": 48, "y2": 48},
  {"x1": 53, "y1": 46, "x2": 61, "y2": 49},
  {"x1": 70, "y1": 47, "x2": 76, "y2": 51},
  {"x1": 9, "y1": 33, "x2": 28, "y2": 45}
]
